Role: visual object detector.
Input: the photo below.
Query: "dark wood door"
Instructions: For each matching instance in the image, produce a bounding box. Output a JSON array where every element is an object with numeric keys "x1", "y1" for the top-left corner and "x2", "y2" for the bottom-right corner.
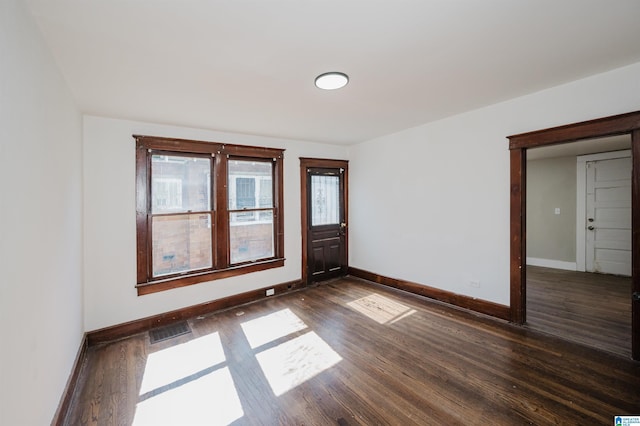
[{"x1": 306, "y1": 166, "x2": 347, "y2": 282}]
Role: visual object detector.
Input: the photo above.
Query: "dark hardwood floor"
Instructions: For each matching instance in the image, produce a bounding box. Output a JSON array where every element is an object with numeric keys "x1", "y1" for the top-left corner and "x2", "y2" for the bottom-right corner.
[
  {"x1": 527, "y1": 266, "x2": 632, "y2": 358},
  {"x1": 65, "y1": 277, "x2": 640, "y2": 425}
]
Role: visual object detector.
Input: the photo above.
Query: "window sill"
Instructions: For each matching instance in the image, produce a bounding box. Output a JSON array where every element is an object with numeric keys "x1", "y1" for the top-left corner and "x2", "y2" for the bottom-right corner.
[{"x1": 136, "y1": 258, "x2": 285, "y2": 296}]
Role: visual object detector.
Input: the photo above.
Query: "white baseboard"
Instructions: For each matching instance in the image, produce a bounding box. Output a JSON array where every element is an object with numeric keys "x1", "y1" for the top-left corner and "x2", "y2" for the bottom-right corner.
[{"x1": 526, "y1": 257, "x2": 577, "y2": 271}]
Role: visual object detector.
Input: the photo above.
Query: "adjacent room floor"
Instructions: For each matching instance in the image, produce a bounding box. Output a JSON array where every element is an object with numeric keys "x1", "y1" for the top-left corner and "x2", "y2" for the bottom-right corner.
[
  {"x1": 527, "y1": 266, "x2": 632, "y2": 358},
  {"x1": 65, "y1": 277, "x2": 640, "y2": 425}
]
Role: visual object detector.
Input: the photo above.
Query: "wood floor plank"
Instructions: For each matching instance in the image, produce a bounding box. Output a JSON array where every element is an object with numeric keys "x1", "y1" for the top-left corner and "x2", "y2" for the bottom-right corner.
[
  {"x1": 527, "y1": 266, "x2": 632, "y2": 357},
  {"x1": 65, "y1": 277, "x2": 640, "y2": 425}
]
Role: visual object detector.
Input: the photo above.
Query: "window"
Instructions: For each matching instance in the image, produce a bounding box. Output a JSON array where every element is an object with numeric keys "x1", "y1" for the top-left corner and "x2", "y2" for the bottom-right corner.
[
  {"x1": 150, "y1": 154, "x2": 212, "y2": 278},
  {"x1": 228, "y1": 160, "x2": 275, "y2": 264},
  {"x1": 135, "y1": 135, "x2": 284, "y2": 295}
]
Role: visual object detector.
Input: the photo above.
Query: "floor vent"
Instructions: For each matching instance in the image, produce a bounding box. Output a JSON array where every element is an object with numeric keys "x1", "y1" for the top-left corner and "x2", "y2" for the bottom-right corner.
[{"x1": 149, "y1": 321, "x2": 191, "y2": 344}]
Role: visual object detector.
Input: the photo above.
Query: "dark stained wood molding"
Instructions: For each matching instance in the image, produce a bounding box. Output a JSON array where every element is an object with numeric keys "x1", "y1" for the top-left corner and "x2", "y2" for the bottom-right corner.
[
  {"x1": 133, "y1": 134, "x2": 286, "y2": 157},
  {"x1": 135, "y1": 143, "x2": 149, "y2": 284},
  {"x1": 274, "y1": 154, "x2": 285, "y2": 271},
  {"x1": 214, "y1": 150, "x2": 228, "y2": 268},
  {"x1": 348, "y1": 267, "x2": 511, "y2": 321},
  {"x1": 299, "y1": 158, "x2": 351, "y2": 169},
  {"x1": 632, "y1": 128, "x2": 640, "y2": 358},
  {"x1": 510, "y1": 149, "x2": 526, "y2": 324},
  {"x1": 90, "y1": 279, "x2": 304, "y2": 345},
  {"x1": 51, "y1": 334, "x2": 89, "y2": 426},
  {"x1": 508, "y1": 110, "x2": 640, "y2": 149},
  {"x1": 300, "y1": 161, "x2": 308, "y2": 284},
  {"x1": 136, "y1": 259, "x2": 285, "y2": 295},
  {"x1": 299, "y1": 158, "x2": 349, "y2": 285},
  {"x1": 507, "y1": 110, "x2": 640, "y2": 361}
]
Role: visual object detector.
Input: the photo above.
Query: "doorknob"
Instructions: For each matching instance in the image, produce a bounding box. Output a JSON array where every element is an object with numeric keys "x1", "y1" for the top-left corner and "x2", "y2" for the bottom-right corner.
[{"x1": 588, "y1": 225, "x2": 595, "y2": 231}]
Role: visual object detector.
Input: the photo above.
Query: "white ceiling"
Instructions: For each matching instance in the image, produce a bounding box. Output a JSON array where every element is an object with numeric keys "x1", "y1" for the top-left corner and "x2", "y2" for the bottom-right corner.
[{"x1": 25, "y1": 0, "x2": 640, "y2": 145}]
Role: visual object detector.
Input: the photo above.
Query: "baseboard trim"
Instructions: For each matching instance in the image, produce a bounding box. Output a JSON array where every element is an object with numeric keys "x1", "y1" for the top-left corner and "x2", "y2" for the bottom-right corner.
[
  {"x1": 526, "y1": 257, "x2": 577, "y2": 271},
  {"x1": 87, "y1": 279, "x2": 304, "y2": 346},
  {"x1": 348, "y1": 267, "x2": 511, "y2": 321},
  {"x1": 52, "y1": 333, "x2": 88, "y2": 426}
]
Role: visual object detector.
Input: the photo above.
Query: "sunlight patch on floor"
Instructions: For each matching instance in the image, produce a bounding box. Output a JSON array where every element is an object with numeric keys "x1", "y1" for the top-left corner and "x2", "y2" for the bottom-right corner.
[
  {"x1": 133, "y1": 366, "x2": 243, "y2": 425},
  {"x1": 134, "y1": 332, "x2": 244, "y2": 425},
  {"x1": 347, "y1": 293, "x2": 416, "y2": 325},
  {"x1": 240, "y1": 308, "x2": 308, "y2": 349},
  {"x1": 254, "y1": 331, "x2": 342, "y2": 396},
  {"x1": 139, "y1": 332, "x2": 226, "y2": 394}
]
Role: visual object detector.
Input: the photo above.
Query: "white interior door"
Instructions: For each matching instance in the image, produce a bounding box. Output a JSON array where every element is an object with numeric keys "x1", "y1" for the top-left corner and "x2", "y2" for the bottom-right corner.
[{"x1": 585, "y1": 155, "x2": 631, "y2": 276}]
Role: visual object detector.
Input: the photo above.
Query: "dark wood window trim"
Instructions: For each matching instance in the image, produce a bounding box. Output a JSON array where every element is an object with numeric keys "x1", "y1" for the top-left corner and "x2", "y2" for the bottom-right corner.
[
  {"x1": 135, "y1": 135, "x2": 285, "y2": 296},
  {"x1": 507, "y1": 110, "x2": 640, "y2": 360}
]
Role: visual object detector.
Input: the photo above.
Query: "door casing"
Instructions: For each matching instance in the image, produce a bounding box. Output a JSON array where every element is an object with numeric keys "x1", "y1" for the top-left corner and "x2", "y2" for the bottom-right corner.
[{"x1": 508, "y1": 110, "x2": 640, "y2": 360}]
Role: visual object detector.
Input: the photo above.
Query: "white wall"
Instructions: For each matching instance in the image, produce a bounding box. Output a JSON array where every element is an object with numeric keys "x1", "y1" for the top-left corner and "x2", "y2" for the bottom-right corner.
[
  {"x1": 348, "y1": 61, "x2": 640, "y2": 306},
  {"x1": 0, "y1": 1, "x2": 83, "y2": 425},
  {"x1": 83, "y1": 116, "x2": 348, "y2": 331}
]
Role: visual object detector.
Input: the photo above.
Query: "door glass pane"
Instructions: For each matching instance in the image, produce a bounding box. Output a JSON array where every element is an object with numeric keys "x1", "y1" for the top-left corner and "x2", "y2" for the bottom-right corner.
[
  {"x1": 230, "y1": 211, "x2": 274, "y2": 264},
  {"x1": 311, "y1": 175, "x2": 340, "y2": 226},
  {"x1": 152, "y1": 213, "x2": 212, "y2": 276},
  {"x1": 151, "y1": 155, "x2": 211, "y2": 213},
  {"x1": 228, "y1": 160, "x2": 273, "y2": 210}
]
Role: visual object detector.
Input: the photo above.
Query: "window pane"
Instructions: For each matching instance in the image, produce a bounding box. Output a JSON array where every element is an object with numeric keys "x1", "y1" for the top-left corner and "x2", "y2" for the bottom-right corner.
[
  {"x1": 311, "y1": 175, "x2": 340, "y2": 226},
  {"x1": 152, "y1": 214, "x2": 212, "y2": 277},
  {"x1": 229, "y1": 211, "x2": 274, "y2": 264},
  {"x1": 259, "y1": 179, "x2": 273, "y2": 208},
  {"x1": 152, "y1": 155, "x2": 211, "y2": 213},
  {"x1": 236, "y1": 178, "x2": 255, "y2": 209},
  {"x1": 228, "y1": 160, "x2": 273, "y2": 210}
]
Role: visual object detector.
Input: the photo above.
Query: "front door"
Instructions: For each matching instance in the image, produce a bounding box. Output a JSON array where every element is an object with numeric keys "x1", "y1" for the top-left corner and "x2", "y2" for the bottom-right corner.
[{"x1": 301, "y1": 159, "x2": 348, "y2": 283}]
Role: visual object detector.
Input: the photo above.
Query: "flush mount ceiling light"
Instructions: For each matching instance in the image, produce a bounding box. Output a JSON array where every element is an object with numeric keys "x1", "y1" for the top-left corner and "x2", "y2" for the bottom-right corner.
[{"x1": 315, "y1": 72, "x2": 349, "y2": 90}]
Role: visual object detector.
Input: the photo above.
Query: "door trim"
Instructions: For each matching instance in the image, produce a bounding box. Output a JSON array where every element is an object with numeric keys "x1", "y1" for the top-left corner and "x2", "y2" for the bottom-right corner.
[
  {"x1": 507, "y1": 110, "x2": 640, "y2": 360},
  {"x1": 576, "y1": 149, "x2": 631, "y2": 272},
  {"x1": 300, "y1": 158, "x2": 349, "y2": 284}
]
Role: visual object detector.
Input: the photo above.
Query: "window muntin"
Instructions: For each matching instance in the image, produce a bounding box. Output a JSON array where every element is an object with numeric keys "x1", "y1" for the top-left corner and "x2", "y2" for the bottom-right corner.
[{"x1": 135, "y1": 136, "x2": 284, "y2": 295}]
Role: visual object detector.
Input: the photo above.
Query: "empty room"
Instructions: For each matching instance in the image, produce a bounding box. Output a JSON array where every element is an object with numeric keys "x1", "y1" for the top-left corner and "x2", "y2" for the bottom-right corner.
[{"x1": 2, "y1": 1, "x2": 640, "y2": 425}]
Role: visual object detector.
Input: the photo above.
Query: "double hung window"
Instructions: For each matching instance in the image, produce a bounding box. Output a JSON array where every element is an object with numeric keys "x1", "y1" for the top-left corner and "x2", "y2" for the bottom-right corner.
[{"x1": 135, "y1": 135, "x2": 284, "y2": 295}]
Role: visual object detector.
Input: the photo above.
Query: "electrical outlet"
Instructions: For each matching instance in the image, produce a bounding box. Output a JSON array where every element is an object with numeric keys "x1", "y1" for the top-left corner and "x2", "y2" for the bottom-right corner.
[
  {"x1": 266, "y1": 288, "x2": 275, "y2": 296},
  {"x1": 470, "y1": 280, "x2": 480, "y2": 288}
]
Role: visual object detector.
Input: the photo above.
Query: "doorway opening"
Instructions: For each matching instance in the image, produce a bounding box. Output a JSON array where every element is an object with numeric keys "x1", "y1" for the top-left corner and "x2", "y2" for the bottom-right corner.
[
  {"x1": 508, "y1": 110, "x2": 640, "y2": 360},
  {"x1": 526, "y1": 136, "x2": 631, "y2": 357}
]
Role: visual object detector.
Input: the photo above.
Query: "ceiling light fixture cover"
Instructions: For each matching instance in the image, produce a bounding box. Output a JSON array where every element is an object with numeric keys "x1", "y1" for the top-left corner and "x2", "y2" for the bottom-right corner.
[{"x1": 315, "y1": 72, "x2": 349, "y2": 90}]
